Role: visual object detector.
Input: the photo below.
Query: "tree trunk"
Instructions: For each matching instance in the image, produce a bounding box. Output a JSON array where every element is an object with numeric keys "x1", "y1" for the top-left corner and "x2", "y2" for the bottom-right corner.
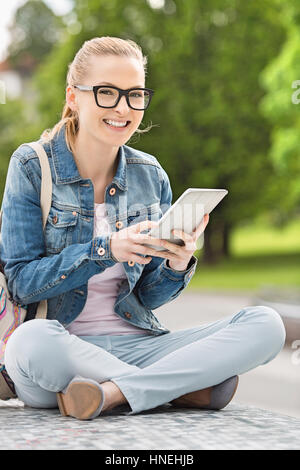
[
  {"x1": 219, "y1": 220, "x2": 231, "y2": 258},
  {"x1": 202, "y1": 220, "x2": 217, "y2": 264},
  {"x1": 202, "y1": 218, "x2": 232, "y2": 265}
]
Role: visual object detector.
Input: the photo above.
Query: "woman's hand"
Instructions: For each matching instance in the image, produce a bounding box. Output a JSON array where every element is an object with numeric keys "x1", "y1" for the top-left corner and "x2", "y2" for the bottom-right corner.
[
  {"x1": 165, "y1": 213, "x2": 210, "y2": 271},
  {"x1": 110, "y1": 220, "x2": 162, "y2": 264},
  {"x1": 110, "y1": 214, "x2": 209, "y2": 269},
  {"x1": 137, "y1": 213, "x2": 210, "y2": 271}
]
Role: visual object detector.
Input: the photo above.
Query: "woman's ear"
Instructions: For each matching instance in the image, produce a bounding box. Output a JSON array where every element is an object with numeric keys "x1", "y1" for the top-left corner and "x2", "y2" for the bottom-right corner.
[{"x1": 66, "y1": 86, "x2": 78, "y2": 112}]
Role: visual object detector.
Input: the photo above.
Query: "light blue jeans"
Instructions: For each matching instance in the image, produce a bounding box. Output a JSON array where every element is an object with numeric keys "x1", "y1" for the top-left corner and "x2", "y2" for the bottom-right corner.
[{"x1": 4, "y1": 305, "x2": 286, "y2": 415}]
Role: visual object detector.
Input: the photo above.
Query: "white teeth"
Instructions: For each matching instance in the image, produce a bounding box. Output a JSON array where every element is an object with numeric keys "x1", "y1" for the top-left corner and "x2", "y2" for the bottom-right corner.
[{"x1": 104, "y1": 119, "x2": 127, "y2": 127}]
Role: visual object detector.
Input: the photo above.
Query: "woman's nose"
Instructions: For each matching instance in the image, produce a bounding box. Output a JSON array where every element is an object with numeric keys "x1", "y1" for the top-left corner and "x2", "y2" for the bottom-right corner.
[{"x1": 115, "y1": 95, "x2": 130, "y2": 113}]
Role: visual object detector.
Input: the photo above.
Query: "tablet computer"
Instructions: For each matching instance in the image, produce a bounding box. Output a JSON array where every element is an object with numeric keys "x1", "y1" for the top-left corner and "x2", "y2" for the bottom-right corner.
[{"x1": 143, "y1": 188, "x2": 228, "y2": 252}]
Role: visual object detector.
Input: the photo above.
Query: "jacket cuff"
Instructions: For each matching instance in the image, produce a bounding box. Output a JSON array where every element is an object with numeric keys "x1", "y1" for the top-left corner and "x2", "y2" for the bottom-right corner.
[
  {"x1": 162, "y1": 255, "x2": 198, "y2": 283},
  {"x1": 90, "y1": 234, "x2": 117, "y2": 267}
]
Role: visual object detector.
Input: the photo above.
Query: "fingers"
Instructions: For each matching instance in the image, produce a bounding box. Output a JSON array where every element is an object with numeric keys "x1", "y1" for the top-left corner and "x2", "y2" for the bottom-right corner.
[
  {"x1": 133, "y1": 234, "x2": 164, "y2": 245},
  {"x1": 172, "y1": 229, "x2": 192, "y2": 243},
  {"x1": 129, "y1": 254, "x2": 153, "y2": 265},
  {"x1": 133, "y1": 220, "x2": 159, "y2": 234},
  {"x1": 192, "y1": 213, "x2": 210, "y2": 239},
  {"x1": 121, "y1": 215, "x2": 210, "y2": 265},
  {"x1": 204, "y1": 213, "x2": 209, "y2": 225},
  {"x1": 141, "y1": 249, "x2": 179, "y2": 261},
  {"x1": 132, "y1": 242, "x2": 180, "y2": 261}
]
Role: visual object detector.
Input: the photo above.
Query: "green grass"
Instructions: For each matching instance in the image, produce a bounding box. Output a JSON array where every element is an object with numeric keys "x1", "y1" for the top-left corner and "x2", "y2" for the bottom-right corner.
[
  {"x1": 231, "y1": 217, "x2": 300, "y2": 256},
  {"x1": 189, "y1": 218, "x2": 300, "y2": 292}
]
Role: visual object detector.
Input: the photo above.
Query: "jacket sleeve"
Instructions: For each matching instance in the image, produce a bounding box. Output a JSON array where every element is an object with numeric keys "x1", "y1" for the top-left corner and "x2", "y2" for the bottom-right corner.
[
  {"x1": 0, "y1": 154, "x2": 117, "y2": 305},
  {"x1": 134, "y1": 165, "x2": 197, "y2": 310}
]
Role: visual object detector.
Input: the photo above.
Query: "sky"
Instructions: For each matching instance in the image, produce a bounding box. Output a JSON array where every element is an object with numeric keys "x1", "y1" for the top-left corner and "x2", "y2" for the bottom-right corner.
[{"x1": 0, "y1": 0, "x2": 73, "y2": 61}]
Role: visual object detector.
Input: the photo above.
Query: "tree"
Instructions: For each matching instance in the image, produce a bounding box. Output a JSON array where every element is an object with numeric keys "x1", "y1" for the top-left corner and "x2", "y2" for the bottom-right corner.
[
  {"x1": 7, "y1": 0, "x2": 64, "y2": 76},
  {"x1": 0, "y1": 0, "x2": 63, "y2": 205},
  {"x1": 260, "y1": 0, "x2": 300, "y2": 222},
  {"x1": 132, "y1": 0, "x2": 287, "y2": 262},
  {"x1": 0, "y1": 98, "x2": 41, "y2": 205},
  {"x1": 33, "y1": 0, "x2": 289, "y2": 263}
]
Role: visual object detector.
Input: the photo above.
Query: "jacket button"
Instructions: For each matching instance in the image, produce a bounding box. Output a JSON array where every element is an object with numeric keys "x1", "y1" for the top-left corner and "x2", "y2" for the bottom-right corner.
[
  {"x1": 97, "y1": 247, "x2": 106, "y2": 256},
  {"x1": 61, "y1": 274, "x2": 66, "y2": 279},
  {"x1": 109, "y1": 187, "x2": 116, "y2": 196},
  {"x1": 72, "y1": 211, "x2": 77, "y2": 216},
  {"x1": 125, "y1": 312, "x2": 132, "y2": 319},
  {"x1": 116, "y1": 221, "x2": 123, "y2": 229},
  {"x1": 128, "y1": 261, "x2": 135, "y2": 267},
  {"x1": 53, "y1": 215, "x2": 58, "y2": 224}
]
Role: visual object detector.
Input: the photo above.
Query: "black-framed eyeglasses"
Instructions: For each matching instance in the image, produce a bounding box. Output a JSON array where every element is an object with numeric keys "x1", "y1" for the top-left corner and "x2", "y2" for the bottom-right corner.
[{"x1": 73, "y1": 85, "x2": 155, "y2": 110}]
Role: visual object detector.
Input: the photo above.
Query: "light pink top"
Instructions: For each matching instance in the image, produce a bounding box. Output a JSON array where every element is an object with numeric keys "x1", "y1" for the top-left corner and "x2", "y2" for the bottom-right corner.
[{"x1": 66, "y1": 202, "x2": 150, "y2": 336}]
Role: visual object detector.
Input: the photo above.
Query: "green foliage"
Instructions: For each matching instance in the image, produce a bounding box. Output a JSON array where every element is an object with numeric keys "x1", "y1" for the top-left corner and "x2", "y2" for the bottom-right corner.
[
  {"x1": 138, "y1": 0, "x2": 286, "y2": 226},
  {"x1": 0, "y1": 0, "x2": 64, "y2": 205},
  {"x1": 260, "y1": 0, "x2": 300, "y2": 213},
  {"x1": 35, "y1": 1, "x2": 287, "y2": 225},
  {"x1": 34, "y1": 35, "x2": 78, "y2": 128},
  {"x1": 0, "y1": 98, "x2": 40, "y2": 205},
  {"x1": 0, "y1": 0, "x2": 297, "y2": 264},
  {"x1": 7, "y1": 0, "x2": 64, "y2": 71}
]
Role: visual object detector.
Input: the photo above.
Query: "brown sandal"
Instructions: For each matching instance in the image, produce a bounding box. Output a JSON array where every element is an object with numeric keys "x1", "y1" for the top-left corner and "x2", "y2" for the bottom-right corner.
[
  {"x1": 171, "y1": 376, "x2": 239, "y2": 410},
  {"x1": 57, "y1": 375, "x2": 104, "y2": 420}
]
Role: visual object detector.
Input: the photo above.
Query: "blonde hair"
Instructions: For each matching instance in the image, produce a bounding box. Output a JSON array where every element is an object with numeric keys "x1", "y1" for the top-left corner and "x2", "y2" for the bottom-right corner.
[{"x1": 41, "y1": 36, "x2": 156, "y2": 154}]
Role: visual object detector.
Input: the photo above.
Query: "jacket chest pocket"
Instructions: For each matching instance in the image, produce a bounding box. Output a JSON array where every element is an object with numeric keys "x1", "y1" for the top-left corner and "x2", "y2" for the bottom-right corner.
[{"x1": 44, "y1": 207, "x2": 79, "y2": 253}]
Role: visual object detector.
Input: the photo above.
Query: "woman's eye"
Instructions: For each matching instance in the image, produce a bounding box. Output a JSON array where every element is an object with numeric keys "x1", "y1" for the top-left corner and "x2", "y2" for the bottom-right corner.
[
  {"x1": 130, "y1": 92, "x2": 143, "y2": 98},
  {"x1": 99, "y1": 89, "x2": 113, "y2": 95}
]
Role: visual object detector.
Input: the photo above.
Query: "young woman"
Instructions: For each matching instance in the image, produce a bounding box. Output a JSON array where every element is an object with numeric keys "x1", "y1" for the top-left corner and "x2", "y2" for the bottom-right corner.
[{"x1": 0, "y1": 37, "x2": 285, "y2": 420}]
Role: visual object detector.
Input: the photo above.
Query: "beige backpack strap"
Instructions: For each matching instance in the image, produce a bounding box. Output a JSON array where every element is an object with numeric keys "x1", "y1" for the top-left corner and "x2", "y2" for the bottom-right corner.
[
  {"x1": 24, "y1": 142, "x2": 53, "y2": 320},
  {"x1": 26, "y1": 142, "x2": 53, "y2": 230},
  {"x1": 35, "y1": 299, "x2": 48, "y2": 320},
  {"x1": 0, "y1": 142, "x2": 51, "y2": 232},
  {"x1": 0, "y1": 142, "x2": 52, "y2": 320}
]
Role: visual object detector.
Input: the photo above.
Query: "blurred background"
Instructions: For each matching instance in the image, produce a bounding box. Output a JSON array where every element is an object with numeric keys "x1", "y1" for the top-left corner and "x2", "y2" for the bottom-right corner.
[{"x1": 0, "y1": 0, "x2": 299, "y2": 417}]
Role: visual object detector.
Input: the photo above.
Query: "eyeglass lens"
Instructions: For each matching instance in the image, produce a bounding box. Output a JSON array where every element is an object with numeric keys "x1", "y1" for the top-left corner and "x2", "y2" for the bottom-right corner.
[{"x1": 96, "y1": 87, "x2": 150, "y2": 109}]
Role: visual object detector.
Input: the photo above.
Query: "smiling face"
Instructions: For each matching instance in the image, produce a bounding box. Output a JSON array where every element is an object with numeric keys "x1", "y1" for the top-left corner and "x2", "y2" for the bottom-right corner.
[{"x1": 66, "y1": 55, "x2": 145, "y2": 147}]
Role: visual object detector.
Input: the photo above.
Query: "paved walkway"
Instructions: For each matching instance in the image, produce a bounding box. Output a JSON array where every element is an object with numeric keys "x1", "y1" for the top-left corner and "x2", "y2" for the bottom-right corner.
[
  {"x1": 1, "y1": 290, "x2": 299, "y2": 449},
  {"x1": 1, "y1": 400, "x2": 300, "y2": 450},
  {"x1": 155, "y1": 289, "x2": 300, "y2": 419}
]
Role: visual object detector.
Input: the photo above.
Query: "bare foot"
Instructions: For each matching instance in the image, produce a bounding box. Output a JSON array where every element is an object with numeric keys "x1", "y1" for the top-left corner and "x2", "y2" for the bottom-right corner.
[{"x1": 101, "y1": 381, "x2": 128, "y2": 411}]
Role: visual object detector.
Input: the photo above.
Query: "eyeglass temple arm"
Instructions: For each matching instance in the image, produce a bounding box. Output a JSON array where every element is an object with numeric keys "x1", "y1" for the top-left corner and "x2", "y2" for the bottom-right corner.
[{"x1": 74, "y1": 85, "x2": 93, "y2": 91}]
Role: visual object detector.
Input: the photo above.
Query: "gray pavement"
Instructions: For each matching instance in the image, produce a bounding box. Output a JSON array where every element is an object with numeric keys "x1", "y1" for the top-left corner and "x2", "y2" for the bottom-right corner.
[
  {"x1": 1, "y1": 289, "x2": 300, "y2": 450},
  {"x1": 1, "y1": 401, "x2": 300, "y2": 450},
  {"x1": 155, "y1": 289, "x2": 300, "y2": 419}
]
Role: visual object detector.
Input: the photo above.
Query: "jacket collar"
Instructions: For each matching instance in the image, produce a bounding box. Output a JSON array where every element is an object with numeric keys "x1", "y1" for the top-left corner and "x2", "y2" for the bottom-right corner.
[{"x1": 50, "y1": 123, "x2": 128, "y2": 191}]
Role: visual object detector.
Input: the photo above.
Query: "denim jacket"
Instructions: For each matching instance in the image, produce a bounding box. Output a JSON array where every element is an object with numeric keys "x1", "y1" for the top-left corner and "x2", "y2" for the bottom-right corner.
[{"x1": 0, "y1": 124, "x2": 197, "y2": 335}]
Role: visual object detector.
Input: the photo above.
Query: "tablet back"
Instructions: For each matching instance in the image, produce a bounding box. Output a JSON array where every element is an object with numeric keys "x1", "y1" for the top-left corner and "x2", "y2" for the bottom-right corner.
[{"x1": 146, "y1": 188, "x2": 227, "y2": 250}]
